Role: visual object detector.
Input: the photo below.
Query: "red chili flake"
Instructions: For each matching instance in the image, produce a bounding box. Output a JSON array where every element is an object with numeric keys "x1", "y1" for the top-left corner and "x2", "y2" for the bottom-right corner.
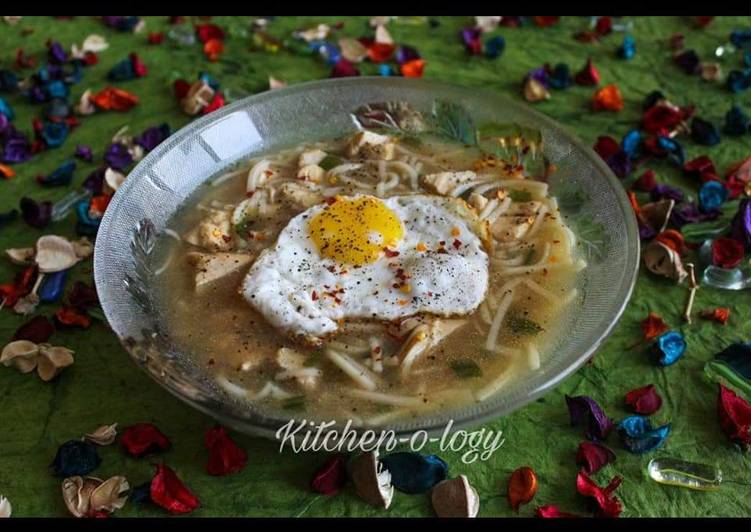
[
  {"x1": 201, "y1": 91, "x2": 225, "y2": 115},
  {"x1": 367, "y1": 42, "x2": 396, "y2": 63},
  {"x1": 574, "y1": 59, "x2": 600, "y2": 86},
  {"x1": 13, "y1": 315, "x2": 55, "y2": 343},
  {"x1": 712, "y1": 237, "x2": 745, "y2": 269},
  {"x1": 150, "y1": 463, "x2": 201, "y2": 515},
  {"x1": 641, "y1": 312, "x2": 669, "y2": 341},
  {"x1": 148, "y1": 32, "x2": 165, "y2": 45},
  {"x1": 311, "y1": 454, "x2": 347, "y2": 495},
  {"x1": 401, "y1": 59, "x2": 425, "y2": 78},
  {"x1": 507, "y1": 466, "x2": 538, "y2": 512},
  {"x1": 595, "y1": 16, "x2": 612, "y2": 36},
  {"x1": 384, "y1": 248, "x2": 400, "y2": 258},
  {"x1": 452, "y1": 239, "x2": 462, "y2": 249},
  {"x1": 120, "y1": 423, "x2": 172, "y2": 457},
  {"x1": 90, "y1": 87, "x2": 139, "y2": 112},
  {"x1": 576, "y1": 441, "x2": 616, "y2": 475},
  {"x1": 654, "y1": 230, "x2": 685, "y2": 255},
  {"x1": 700, "y1": 307, "x2": 730, "y2": 324},
  {"x1": 532, "y1": 16, "x2": 560, "y2": 27},
  {"x1": 195, "y1": 23, "x2": 225, "y2": 43},
  {"x1": 592, "y1": 84, "x2": 624, "y2": 112},
  {"x1": 311, "y1": 290, "x2": 318, "y2": 301},
  {"x1": 536, "y1": 505, "x2": 580, "y2": 518},
  {"x1": 203, "y1": 38, "x2": 224, "y2": 62},
  {"x1": 55, "y1": 306, "x2": 91, "y2": 328},
  {"x1": 632, "y1": 170, "x2": 657, "y2": 192},
  {"x1": 576, "y1": 471, "x2": 623, "y2": 518},
  {"x1": 717, "y1": 384, "x2": 751, "y2": 450},
  {"x1": 642, "y1": 104, "x2": 683, "y2": 134},
  {"x1": 625, "y1": 384, "x2": 663, "y2": 415},
  {"x1": 205, "y1": 425, "x2": 247, "y2": 476}
]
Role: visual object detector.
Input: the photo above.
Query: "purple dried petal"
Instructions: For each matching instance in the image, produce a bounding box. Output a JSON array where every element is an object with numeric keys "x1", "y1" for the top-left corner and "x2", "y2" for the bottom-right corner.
[
  {"x1": 731, "y1": 198, "x2": 751, "y2": 251},
  {"x1": 2, "y1": 131, "x2": 32, "y2": 163},
  {"x1": 527, "y1": 66, "x2": 550, "y2": 88},
  {"x1": 82, "y1": 167, "x2": 106, "y2": 196},
  {"x1": 639, "y1": 222, "x2": 656, "y2": 240},
  {"x1": 74, "y1": 144, "x2": 93, "y2": 162},
  {"x1": 134, "y1": 123, "x2": 171, "y2": 152},
  {"x1": 395, "y1": 46, "x2": 421, "y2": 66},
  {"x1": 20, "y1": 197, "x2": 52, "y2": 229},
  {"x1": 104, "y1": 143, "x2": 133, "y2": 170},
  {"x1": 650, "y1": 183, "x2": 685, "y2": 202},
  {"x1": 48, "y1": 41, "x2": 68, "y2": 64},
  {"x1": 670, "y1": 201, "x2": 719, "y2": 228},
  {"x1": 565, "y1": 395, "x2": 614, "y2": 442},
  {"x1": 606, "y1": 151, "x2": 632, "y2": 179},
  {"x1": 460, "y1": 27, "x2": 483, "y2": 54}
]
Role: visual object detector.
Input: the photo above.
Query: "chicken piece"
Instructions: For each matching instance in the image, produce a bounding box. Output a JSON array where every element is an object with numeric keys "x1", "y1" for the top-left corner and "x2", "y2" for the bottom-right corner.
[
  {"x1": 297, "y1": 164, "x2": 325, "y2": 183},
  {"x1": 298, "y1": 149, "x2": 327, "y2": 167},
  {"x1": 232, "y1": 189, "x2": 278, "y2": 230},
  {"x1": 421, "y1": 171, "x2": 478, "y2": 196},
  {"x1": 490, "y1": 201, "x2": 542, "y2": 242},
  {"x1": 468, "y1": 192, "x2": 489, "y2": 211},
  {"x1": 398, "y1": 318, "x2": 467, "y2": 377},
  {"x1": 278, "y1": 181, "x2": 324, "y2": 210},
  {"x1": 346, "y1": 131, "x2": 396, "y2": 161},
  {"x1": 184, "y1": 209, "x2": 233, "y2": 251},
  {"x1": 274, "y1": 347, "x2": 321, "y2": 389},
  {"x1": 186, "y1": 251, "x2": 253, "y2": 289}
]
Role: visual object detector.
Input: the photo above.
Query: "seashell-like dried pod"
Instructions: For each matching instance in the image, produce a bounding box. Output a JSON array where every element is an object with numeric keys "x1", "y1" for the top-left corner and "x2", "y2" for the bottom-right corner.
[
  {"x1": 0, "y1": 494, "x2": 11, "y2": 518},
  {"x1": 35, "y1": 235, "x2": 80, "y2": 273},
  {"x1": 1, "y1": 340, "x2": 40, "y2": 373},
  {"x1": 640, "y1": 199, "x2": 675, "y2": 234},
  {"x1": 89, "y1": 476, "x2": 129, "y2": 513},
  {"x1": 374, "y1": 24, "x2": 393, "y2": 45},
  {"x1": 71, "y1": 237, "x2": 94, "y2": 260},
  {"x1": 75, "y1": 89, "x2": 96, "y2": 116},
  {"x1": 62, "y1": 476, "x2": 101, "y2": 518},
  {"x1": 82, "y1": 34, "x2": 109, "y2": 53},
  {"x1": 5, "y1": 247, "x2": 35, "y2": 265},
  {"x1": 643, "y1": 240, "x2": 688, "y2": 283},
  {"x1": 431, "y1": 475, "x2": 480, "y2": 518},
  {"x1": 350, "y1": 451, "x2": 394, "y2": 509},
  {"x1": 84, "y1": 423, "x2": 118, "y2": 446},
  {"x1": 36, "y1": 345, "x2": 75, "y2": 382},
  {"x1": 103, "y1": 168, "x2": 126, "y2": 195}
]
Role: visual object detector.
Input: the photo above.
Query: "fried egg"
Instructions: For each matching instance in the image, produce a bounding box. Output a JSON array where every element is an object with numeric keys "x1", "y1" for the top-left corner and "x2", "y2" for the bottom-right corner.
[{"x1": 240, "y1": 194, "x2": 489, "y2": 341}]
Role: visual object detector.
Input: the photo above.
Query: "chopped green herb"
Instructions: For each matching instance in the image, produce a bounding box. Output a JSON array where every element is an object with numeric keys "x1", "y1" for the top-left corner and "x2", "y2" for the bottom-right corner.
[
  {"x1": 554, "y1": 183, "x2": 589, "y2": 213},
  {"x1": 450, "y1": 359, "x2": 483, "y2": 379},
  {"x1": 281, "y1": 396, "x2": 306, "y2": 411},
  {"x1": 319, "y1": 155, "x2": 342, "y2": 171},
  {"x1": 431, "y1": 100, "x2": 477, "y2": 145},
  {"x1": 505, "y1": 316, "x2": 544, "y2": 335},
  {"x1": 509, "y1": 190, "x2": 533, "y2": 202},
  {"x1": 573, "y1": 216, "x2": 609, "y2": 263}
]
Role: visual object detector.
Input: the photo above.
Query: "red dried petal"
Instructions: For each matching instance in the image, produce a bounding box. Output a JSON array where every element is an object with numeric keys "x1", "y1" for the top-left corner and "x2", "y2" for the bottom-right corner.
[
  {"x1": 642, "y1": 105, "x2": 683, "y2": 135},
  {"x1": 67, "y1": 282, "x2": 99, "y2": 312},
  {"x1": 726, "y1": 156, "x2": 751, "y2": 184},
  {"x1": 311, "y1": 455, "x2": 347, "y2": 495},
  {"x1": 700, "y1": 307, "x2": 730, "y2": 324},
  {"x1": 203, "y1": 39, "x2": 224, "y2": 62},
  {"x1": 632, "y1": 170, "x2": 657, "y2": 192},
  {"x1": 684, "y1": 155, "x2": 716, "y2": 180},
  {"x1": 173, "y1": 79, "x2": 190, "y2": 100},
  {"x1": 625, "y1": 384, "x2": 663, "y2": 415},
  {"x1": 12, "y1": 315, "x2": 55, "y2": 343},
  {"x1": 367, "y1": 42, "x2": 396, "y2": 63},
  {"x1": 595, "y1": 16, "x2": 612, "y2": 36},
  {"x1": 712, "y1": 237, "x2": 745, "y2": 269},
  {"x1": 83, "y1": 51, "x2": 98, "y2": 66},
  {"x1": 401, "y1": 59, "x2": 425, "y2": 78},
  {"x1": 695, "y1": 16, "x2": 714, "y2": 28},
  {"x1": 576, "y1": 471, "x2": 623, "y2": 518},
  {"x1": 717, "y1": 384, "x2": 751, "y2": 450},
  {"x1": 148, "y1": 32, "x2": 165, "y2": 45},
  {"x1": 593, "y1": 136, "x2": 620, "y2": 160},
  {"x1": 195, "y1": 23, "x2": 225, "y2": 43},
  {"x1": 205, "y1": 425, "x2": 247, "y2": 476},
  {"x1": 130, "y1": 53, "x2": 148, "y2": 77},
  {"x1": 201, "y1": 91, "x2": 225, "y2": 115},
  {"x1": 90, "y1": 87, "x2": 138, "y2": 112},
  {"x1": 54, "y1": 306, "x2": 91, "y2": 329},
  {"x1": 640, "y1": 312, "x2": 669, "y2": 341},
  {"x1": 575, "y1": 441, "x2": 616, "y2": 474},
  {"x1": 121, "y1": 423, "x2": 171, "y2": 457},
  {"x1": 536, "y1": 505, "x2": 581, "y2": 518},
  {"x1": 508, "y1": 466, "x2": 538, "y2": 512},
  {"x1": 574, "y1": 59, "x2": 600, "y2": 86},
  {"x1": 150, "y1": 463, "x2": 200, "y2": 515},
  {"x1": 654, "y1": 229, "x2": 685, "y2": 255},
  {"x1": 532, "y1": 16, "x2": 560, "y2": 27}
]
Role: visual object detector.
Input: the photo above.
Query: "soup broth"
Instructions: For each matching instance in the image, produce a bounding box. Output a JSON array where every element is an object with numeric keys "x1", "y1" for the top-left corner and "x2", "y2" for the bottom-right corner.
[{"x1": 156, "y1": 132, "x2": 584, "y2": 425}]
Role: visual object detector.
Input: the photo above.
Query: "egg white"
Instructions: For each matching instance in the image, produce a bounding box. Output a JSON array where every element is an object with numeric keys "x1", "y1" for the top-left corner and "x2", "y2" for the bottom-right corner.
[{"x1": 240, "y1": 195, "x2": 489, "y2": 341}]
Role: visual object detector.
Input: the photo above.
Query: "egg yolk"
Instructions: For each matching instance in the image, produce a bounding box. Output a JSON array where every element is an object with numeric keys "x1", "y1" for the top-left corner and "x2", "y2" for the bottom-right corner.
[{"x1": 309, "y1": 196, "x2": 404, "y2": 266}]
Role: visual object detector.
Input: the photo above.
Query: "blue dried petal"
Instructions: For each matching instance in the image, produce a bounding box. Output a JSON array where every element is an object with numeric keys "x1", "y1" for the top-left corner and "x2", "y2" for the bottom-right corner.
[
  {"x1": 43, "y1": 99, "x2": 71, "y2": 121},
  {"x1": 62, "y1": 62, "x2": 84, "y2": 85},
  {"x1": 379, "y1": 64, "x2": 394, "y2": 76},
  {"x1": 198, "y1": 72, "x2": 221, "y2": 91},
  {"x1": 485, "y1": 36, "x2": 506, "y2": 59},
  {"x1": 699, "y1": 181, "x2": 729, "y2": 213},
  {"x1": 129, "y1": 481, "x2": 153, "y2": 504},
  {"x1": 656, "y1": 136, "x2": 685, "y2": 166},
  {"x1": 548, "y1": 64, "x2": 572, "y2": 90},
  {"x1": 724, "y1": 105, "x2": 750, "y2": 136},
  {"x1": 51, "y1": 440, "x2": 102, "y2": 477},
  {"x1": 617, "y1": 416, "x2": 671, "y2": 454},
  {"x1": 39, "y1": 270, "x2": 68, "y2": 303},
  {"x1": 727, "y1": 70, "x2": 751, "y2": 93},
  {"x1": 652, "y1": 331, "x2": 686, "y2": 366},
  {"x1": 730, "y1": 30, "x2": 751, "y2": 49},
  {"x1": 312, "y1": 41, "x2": 341, "y2": 66},
  {"x1": 617, "y1": 34, "x2": 636, "y2": 60},
  {"x1": 44, "y1": 80, "x2": 69, "y2": 100},
  {"x1": 380, "y1": 452, "x2": 448, "y2": 494},
  {"x1": 565, "y1": 395, "x2": 614, "y2": 441},
  {"x1": 0, "y1": 96, "x2": 14, "y2": 120},
  {"x1": 76, "y1": 200, "x2": 101, "y2": 236},
  {"x1": 745, "y1": 51, "x2": 751, "y2": 68},
  {"x1": 621, "y1": 129, "x2": 642, "y2": 159},
  {"x1": 38, "y1": 160, "x2": 76, "y2": 187},
  {"x1": 0, "y1": 69, "x2": 19, "y2": 91},
  {"x1": 41, "y1": 121, "x2": 70, "y2": 148},
  {"x1": 691, "y1": 118, "x2": 721, "y2": 146},
  {"x1": 108, "y1": 58, "x2": 137, "y2": 82}
]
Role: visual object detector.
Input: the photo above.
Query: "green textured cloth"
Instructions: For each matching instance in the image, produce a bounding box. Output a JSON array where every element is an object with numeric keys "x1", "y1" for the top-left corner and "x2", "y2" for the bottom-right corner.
[{"x1": 1, "y1": 16, "x2": 751, "y2": 518}]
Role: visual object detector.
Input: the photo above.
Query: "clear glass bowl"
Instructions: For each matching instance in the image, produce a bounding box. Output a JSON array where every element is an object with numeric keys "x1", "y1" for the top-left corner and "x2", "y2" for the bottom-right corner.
[{"x1": 94, "y1": 77, "x2": 639, "y2": 439}]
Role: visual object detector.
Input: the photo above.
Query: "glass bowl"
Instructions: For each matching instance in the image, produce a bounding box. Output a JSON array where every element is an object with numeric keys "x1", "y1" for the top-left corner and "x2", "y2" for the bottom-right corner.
[{"x1": 94, "y1": 77, "x2": 639, "y2": 439}]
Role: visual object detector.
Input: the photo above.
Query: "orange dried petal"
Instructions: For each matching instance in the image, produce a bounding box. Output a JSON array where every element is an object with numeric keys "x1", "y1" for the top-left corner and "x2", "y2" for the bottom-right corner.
[{"x1": 507, "y1": 466, "x2": 538, "y2": 512}]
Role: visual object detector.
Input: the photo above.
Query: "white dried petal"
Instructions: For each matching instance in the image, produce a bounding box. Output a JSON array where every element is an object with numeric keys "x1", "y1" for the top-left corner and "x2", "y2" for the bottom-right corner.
[
  {"x1": 374, "y1": 25, "x2": 393, "y2": 45},
  {"x1": 90, "y1": 476, "x2": 129, "y2": 513},
  {"x1": 75, "y1": 89, "x2": 96, "y2": 116},
  {"x1": 369, "y1": 16, "x2": 392, "y2": 28},
  {"x1": 5, "y1": 247, "x2": 35, "y2": 265},
  {"x1": 36, "y1": 345, "x2": 75, "y2": 382},
  {"x1": 62, "y1": 476, "x2": 100, "y2": 518},
  {"x1": 296, "y1": 23, "x2": 330, "y2": 42},
  {"x1": 82, "y1": 34, "x2": 109, "y2": 53},
  {"x1": 475, "y1": 16, "x2": 502, "y2": 33},
  {"x1": 0, "y1": 494, "x2": 11, "y2": 517},
  {"x1": 35, "y1": 235, "x2": 80, "y2": 273},
  {"x1": 268, "y1": 76, "x2": 286, "y2": 90},
  {"x1": 1, "y1": 340, "x2": 40, "y2": 373},
  {"x1": 103, "y1": 168, "x2": 126, "y2": 195},
  {"x1": 339, "y1": 38, "x2": 368, "y2": 63},
  {"x1": 84, "y1": 423, "x2": 118, "y2": 446},
  {"x1": 12, "y1": 293, "x2": 40, "y2": 316},
  {"x1": 3, "y1": 16, "x2": 22, "y2": 25}
]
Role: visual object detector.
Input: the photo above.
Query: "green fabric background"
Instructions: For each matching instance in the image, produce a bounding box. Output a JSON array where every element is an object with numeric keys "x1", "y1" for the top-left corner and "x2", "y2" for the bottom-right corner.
[{"x1": 1, "y1": 15, "x2": 751, "y2": 518}]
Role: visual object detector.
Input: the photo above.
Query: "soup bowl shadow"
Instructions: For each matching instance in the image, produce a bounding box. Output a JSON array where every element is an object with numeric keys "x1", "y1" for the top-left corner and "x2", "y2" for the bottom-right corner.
[{"x1": 94, "y1": 77, "x2": 639, "y2": 440}]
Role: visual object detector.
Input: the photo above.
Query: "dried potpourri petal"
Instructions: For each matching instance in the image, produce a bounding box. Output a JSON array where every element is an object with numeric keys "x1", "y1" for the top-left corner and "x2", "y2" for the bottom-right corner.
[
  {"x1": 576, "y1": 471, "x2": 623, "y2": 517},
  {"x1": 401, "y1": 59, "x2": 425, "y2": 78},
  {"x1": 712, "y1": 236, "x2": 745, "y2": 269},
  {"x1": 55, "y1": 306, "x2": 91, "y2": 328},
  {"x1": 311, "y1": 454, "x2": 347, "y2": 495},
  {"x1": 574, "y1": 58, "x2": 600, "y2": 86},
  {"x1": 507, "y1": 466, "x2": 538, "y2": 512},
  {"x1": 592, "y1": 84, "x2": 624, "y2": 111},
  {"x1": 625, "y1": 384, "x2": 662, "y2": 415},
  {"x1": 150, "y1": 463, "x2": 200, "y2": 515},
  {"x1": 90, "y1": 87, "x2": 138, "y2": 111},
  {"x1": 20, "y1": 197, "x2": 52, "y2": 228},
  {"x1": 565, "y1": 395, "x2": 614, "y2": 441},
  {"x1": 699, "y1": 181, "x2": 728, "y2": 213},
  {"x1": 36, "y1": 344, "x2": 75, "y2": 381},
  {"x1": 12, "y1": 315, "x2": 55, "y2": 343},
  {"x1": 643, "y1": 240, "x2": 687, "y2": 282},
  {"x1": 205, "y1": 425, "x2": 247, "y2": 476},
  {"x1": 381, "y1": 452, "x2": 448, "y2": 494},
  {"x1": 617, "y1": 415, "x2": 671, "y2": 454},
  {"x1": 0, "y1": 340, "x2": 39, "y2": 373},
  {"x1": 575, "y1": 441, "x2": 616, "y2": 475},
  {"x1": 724, "y1": 105, "x2": 750, "y2": 136},
  {"x1": 431, "y1": 475, "x2": 479, "y2": 518},
  {"x1": 330, "y1": 58, "x2": 359, "y2": 78},
  {"x1": 640, "y1": 312, "x2": 668, "y2": 341},
  {"x1": 651, "y1": 331, "x2": 686, "y2": 366},
  {"x1": 691, "y1": 117, "x2": 721, "y2": 146},
  {"x1": 731, "y1": 199, "x2": 751, "y2": 250},
  {"x1": 700, "y1": 307, "x2": 730, "y2": 324},
  {"x1": 120, "y1": 423, "x2": 171, "y2": 457},
  {"x1": 52, "y1": 440, "x2": 102, "y2": 477},
  {"x1": 717, "y1": 384, "x2": 751, "y2": 450},
  {"x1": 37, "y1": 160, "x2": 76, "y2": 187},
  {"x1": 85, "y1": 424, "x2": 118, "y2": 446},
  {"x1": 535, "y1": 505, "x2": 581, "y2": 518}
]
